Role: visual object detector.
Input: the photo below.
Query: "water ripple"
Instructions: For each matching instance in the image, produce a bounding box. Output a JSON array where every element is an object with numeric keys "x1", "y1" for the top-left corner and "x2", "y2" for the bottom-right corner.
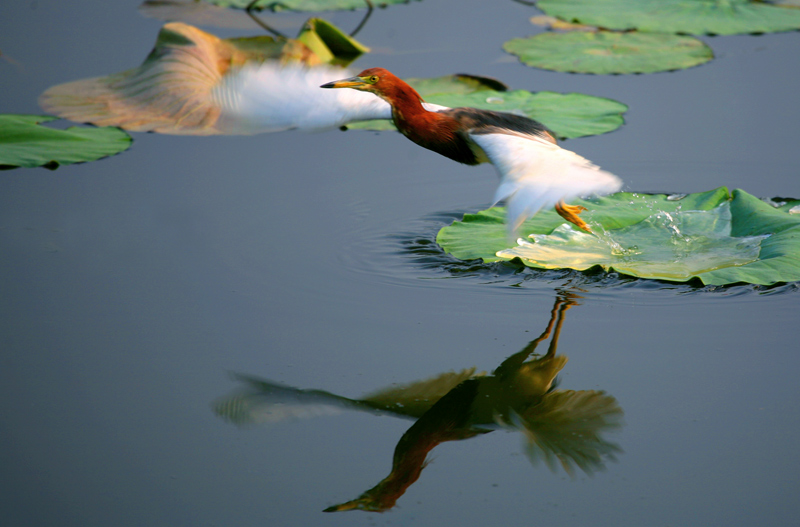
[{"x1": 337, "y1": 208, "x2": 799, "y2": 304}]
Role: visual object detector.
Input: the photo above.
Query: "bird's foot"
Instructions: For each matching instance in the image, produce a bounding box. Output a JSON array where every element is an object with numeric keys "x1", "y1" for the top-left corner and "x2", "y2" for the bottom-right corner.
[{"x1": 555, "y1": 201, "x2": 591, "y2": 233}]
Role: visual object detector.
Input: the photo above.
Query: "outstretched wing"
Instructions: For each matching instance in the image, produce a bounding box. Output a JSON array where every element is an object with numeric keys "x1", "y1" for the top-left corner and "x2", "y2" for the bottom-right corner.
[
  {"x1": 39, "y1": 22, "x2": 392, "y2": 135},
  {"x1": 469, "y1": 131, "x2": 622, "y2": 234}
]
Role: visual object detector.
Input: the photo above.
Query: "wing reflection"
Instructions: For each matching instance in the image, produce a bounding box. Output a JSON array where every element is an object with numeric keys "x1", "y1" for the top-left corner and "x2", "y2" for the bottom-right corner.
[{"x1": 214, "y1": 292, "x2": 623, "y2": 512}]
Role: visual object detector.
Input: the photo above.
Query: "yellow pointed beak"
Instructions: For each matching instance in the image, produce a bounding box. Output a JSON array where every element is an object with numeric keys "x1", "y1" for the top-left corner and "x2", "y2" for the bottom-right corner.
[{"x1": 320, "y1": 76, "x2": 366, "y2": 89}]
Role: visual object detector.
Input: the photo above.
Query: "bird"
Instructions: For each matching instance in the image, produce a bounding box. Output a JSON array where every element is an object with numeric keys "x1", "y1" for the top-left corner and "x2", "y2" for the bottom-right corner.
[
  {"x1": 320, "y1": 67, "x2": 622, "y2": 234},
  {"x1": 39, "y1": 22, "x2": 621, "y2": 234}
]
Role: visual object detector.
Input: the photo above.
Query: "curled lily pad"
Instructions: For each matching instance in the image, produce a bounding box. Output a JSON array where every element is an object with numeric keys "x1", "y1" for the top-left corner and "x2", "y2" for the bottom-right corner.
[
  {"x1": 436, "y1": 188, "x2": 800, "y2": 286},
  {"x1": 209, "y1": 0, "x2": 418, "y2": 11},
  {"x1": 504, "y1": 31, "x2": 714, "y2": 74},
  {"x1": 348, "y1": 75, "x2": 628, "y2": 139},
  {"x1": 0, "y1": 114, "x2": 132, "y2": 170},
  {"x1": 537, "y1": 0, "x2": 800, "y2": 35}
]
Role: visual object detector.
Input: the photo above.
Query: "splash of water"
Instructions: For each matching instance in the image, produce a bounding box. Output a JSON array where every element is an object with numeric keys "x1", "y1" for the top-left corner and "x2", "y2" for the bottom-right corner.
[{"x1": 498, "y1": 203, "x2": 769, "y2": 280}]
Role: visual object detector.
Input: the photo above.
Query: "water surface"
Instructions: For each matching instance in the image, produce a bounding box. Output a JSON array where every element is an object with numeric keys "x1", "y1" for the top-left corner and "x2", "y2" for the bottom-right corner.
[{"x1": 2, "y1": 1, "x2": 799, "y2": 526}]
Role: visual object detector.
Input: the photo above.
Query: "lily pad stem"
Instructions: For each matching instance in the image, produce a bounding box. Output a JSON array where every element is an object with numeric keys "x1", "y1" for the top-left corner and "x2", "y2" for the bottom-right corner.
[
  {"x1": 350, "y1": 0, "x2": 374, "y2": 37},
  {"x1": 246, "y1": 0, "x2": 288, "y2": 39}
]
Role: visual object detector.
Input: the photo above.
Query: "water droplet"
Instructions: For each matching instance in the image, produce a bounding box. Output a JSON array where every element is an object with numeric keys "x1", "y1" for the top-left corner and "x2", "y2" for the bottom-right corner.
[
  {"x1": 485, "y1": 96, "x2": 504, "y2": 104},
  {"x1": 667, "y1": 193, "x2": 687, "y2": 201}
]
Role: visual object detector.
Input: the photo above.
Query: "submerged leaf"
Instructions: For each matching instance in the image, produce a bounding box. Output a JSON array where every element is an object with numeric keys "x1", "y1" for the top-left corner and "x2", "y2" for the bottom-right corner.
[
  {"x1": 504, "y1": 31, "x2": 713, "y2": 74},
  {"x1": 0, "y1": 114, "x2": 132, "y2": 169},
  {"x1": 436, "y1": 188, "x2": 800, "y2": 286},
  {"x1": 349, "y1": 76, "x2": 628, "y2": 139},
  {"x1": 537, "y1": 0, "x2": 800, "y2": 35}
]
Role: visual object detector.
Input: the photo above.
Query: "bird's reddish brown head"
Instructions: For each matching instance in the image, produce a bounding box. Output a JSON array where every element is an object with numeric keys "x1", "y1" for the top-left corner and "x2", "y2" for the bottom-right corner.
[{"x1": 320, "y1": 67, "x2": 423, "y2": 105}]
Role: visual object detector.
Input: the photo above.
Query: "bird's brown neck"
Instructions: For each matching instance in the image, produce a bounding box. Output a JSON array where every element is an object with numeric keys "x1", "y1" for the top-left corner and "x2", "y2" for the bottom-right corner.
[
  {"x1": 380, "y1": 80, "x2": 479, "y2": 165},
  {"x1": 379, "y1": 81, "x2": 428, "y2": 129}
]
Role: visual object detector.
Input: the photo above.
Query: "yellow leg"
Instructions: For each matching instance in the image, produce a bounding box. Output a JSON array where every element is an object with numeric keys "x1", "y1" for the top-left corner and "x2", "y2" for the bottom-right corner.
[{"x1": 555, "y1": 200, "x2": 591, "y2": 232}]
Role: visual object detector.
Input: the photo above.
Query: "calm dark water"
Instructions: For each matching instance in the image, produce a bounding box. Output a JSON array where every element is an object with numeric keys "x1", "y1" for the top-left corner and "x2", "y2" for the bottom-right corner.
[{"x1": 2, "y1": 1, "x2": 799, "y2": 525}]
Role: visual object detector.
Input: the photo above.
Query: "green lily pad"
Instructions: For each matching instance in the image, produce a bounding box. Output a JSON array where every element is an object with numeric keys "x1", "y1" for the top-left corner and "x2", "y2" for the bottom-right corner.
[
  {"x1": 406, "y1": 73, "x2": 509, "y2": 94},
  {"x1": 537, "y1": 0, "x2": 800, "y2": 35},
  {"x1": 504, "y1": 31, "x2": 713, "y2": 74},
  {"x1": 773, "y1": 199, "x2": 800, "y2": 214},
  {"x1": 0, "y1": 114, "x2": 132, "y2": 170},
  {"x1": 294, "y1": 17, "x2": 370, "y2": 65},
  {"x1": 209, "y1": 0, "x2": 418, "y2": 12},
  {"x1": 347, "y1": 75, "x2": 628, "y2": 139},
  {"x1": 436, "y1": 188, "x2": 800, "y2": 286}
]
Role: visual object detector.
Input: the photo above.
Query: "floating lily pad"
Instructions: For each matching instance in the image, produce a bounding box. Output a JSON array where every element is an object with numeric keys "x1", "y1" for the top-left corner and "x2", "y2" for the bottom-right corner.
[
  {"x1": 0, "y1": 114, "x2": 132, "y2": 170},
  {"x1": 529, "y1": 15, "x2": 597, "y2": 31},
  {"x1": 209, "y1": 0, "x2": 418, "y2": 11},
  {"x1": 436, "y1": 188, "x2": 800, "y2": 286},
  {"x1": 346, "y1": 74, "x2": 510, "y2": 132},
  {"x1": 504, "y1": 31, "x2": 713, "y2": 74},
  {"x1": 348, "y1": 75, "x2": 628, "y2": 139},
  {"x1": 537, "y1": 0, "x2": 800, "y2": 35}
]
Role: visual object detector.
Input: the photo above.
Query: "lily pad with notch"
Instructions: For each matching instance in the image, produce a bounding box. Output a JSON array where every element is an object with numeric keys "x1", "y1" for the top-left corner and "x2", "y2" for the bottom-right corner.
[
  {"x1": 0, "y1": 114, "x2": 132, "y2": 170},
  {"x1": 504, "y1": 31, "x2": 713, "y2": 74}
]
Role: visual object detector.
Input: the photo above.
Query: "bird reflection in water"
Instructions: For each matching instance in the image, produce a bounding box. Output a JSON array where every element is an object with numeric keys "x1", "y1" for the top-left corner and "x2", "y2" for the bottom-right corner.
[{"x1": 213, "y1": 293, "x2": 623, "y2": 512}]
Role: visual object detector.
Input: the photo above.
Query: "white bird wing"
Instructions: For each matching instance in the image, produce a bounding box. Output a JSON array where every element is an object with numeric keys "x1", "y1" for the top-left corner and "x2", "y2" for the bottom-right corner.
[
  {"x1": 469, "y1": 132, "x2": 622, "y2": 233},
  {"x1": 213, "y1": 62, "x2": 392, "y2": 134},
  {"x1": 39, "y1": 22, "x2": 393, "y2": 135}
]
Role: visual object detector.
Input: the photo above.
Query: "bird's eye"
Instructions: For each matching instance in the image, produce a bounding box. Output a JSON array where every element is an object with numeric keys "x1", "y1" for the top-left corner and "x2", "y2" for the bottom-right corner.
[{"x1": 369, "y1": 75, "x2": 379, "y2": 83}]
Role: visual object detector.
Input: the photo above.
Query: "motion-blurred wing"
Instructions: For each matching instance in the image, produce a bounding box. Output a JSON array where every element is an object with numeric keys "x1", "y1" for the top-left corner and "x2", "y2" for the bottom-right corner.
[
  {"x1": 470, "y1": 132, "x2": 622, "y2": 233},
  {"x1": 213, "y1": 63, "x2": 392, "y2": 133},
  {"x1": 39, "y1": 22, "x2": 392, "y2": 135}
]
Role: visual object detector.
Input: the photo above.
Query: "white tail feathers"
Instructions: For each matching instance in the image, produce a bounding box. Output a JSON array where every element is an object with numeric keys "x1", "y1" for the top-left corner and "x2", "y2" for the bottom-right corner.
[
  {"x1": 212, "y1": 63, "x2": 391, "y2": 133},
  {"x1": 471, "y1": 133, "x2": 622, "y2": 233}
]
